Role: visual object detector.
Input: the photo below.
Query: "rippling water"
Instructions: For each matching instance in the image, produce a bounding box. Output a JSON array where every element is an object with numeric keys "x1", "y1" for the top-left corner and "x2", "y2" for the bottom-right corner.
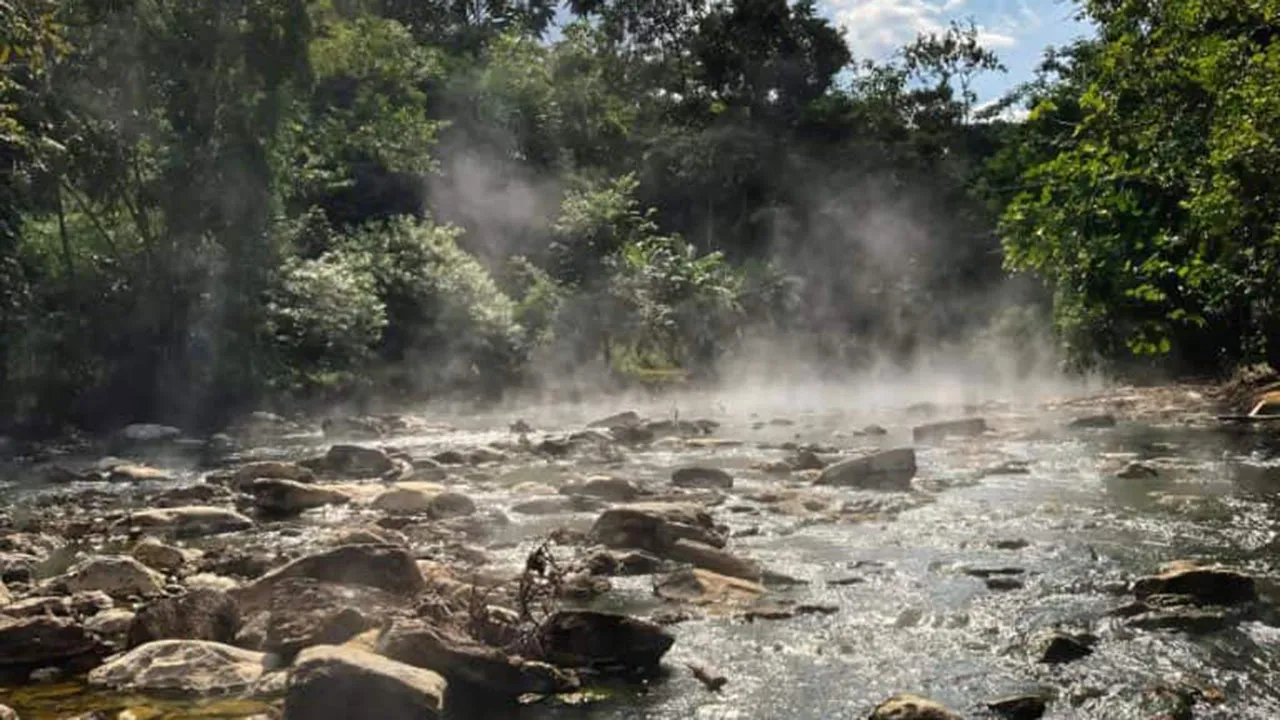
[{"x1": 4, "y1": 386, "x2": 1280, "y2": 719}]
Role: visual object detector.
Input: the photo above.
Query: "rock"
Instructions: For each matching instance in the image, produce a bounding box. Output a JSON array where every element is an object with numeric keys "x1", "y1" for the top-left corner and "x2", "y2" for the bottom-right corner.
[
  {"x1": 561, "y1": 477, "x2": 641, "y2": 502},
  {"x1": 322, "y1": 445, "x2": 394, "y2": 477},
  {"x1": 152, "y1": 483, "x2": 235, "y2": 508},
  {"x1": 1114, "y1": 595, "x2": 1250, "y2": 634},
  {"x1": 988, "y1": 695, "x2": 1048, "y2": 719},
  {"x1": 215, "y1": 461, "x2": 316, "y2": 490},
  {"x1": 127, "y1": 589, "x2": 241, "y2": 648},
  {"x1": 585, "y1": 549, "x2": 668, "y2": 577},
  {"x1": 984, "y1": 461, "x2": 1030, "y2": 476},
  {"x1": 512, "y1": 496, "x2": 603, "y2": 515},
  {"x1": 587, "y1": 411, "x2": 642, "y2": 429},
  {"x1": 285, "y1": 645, "x2": 446, "y2": 720},
  {"x1": 912, "y1": 418, "x2": 988, "y2": 443},
  {"x1": 116, "y1": 506, "x2": 254, "y2": 538},
  {"x1": 510, "y1": 419, "x2": 534, "y2": 433},
  {"x1": 687, "y1": 662, "x2": 727, "y2": 692},
  {"x1": 665, "y1": 539, "x2": 761, "y2": 581},
  {"x1": 232, "y1": 544, "x2": 425, "y2": 610},
  {"x1": 1068, "y1": 414, "x2": 1116, "y2": 429},
  {"x1": 0, "y1": 704, "x2": 16, "y2": 720},
  {"x1": 108, "y1": 463, "x2": 176, "y2": 483},
  {"x1": 863, "y1": 424, "x2": 889, "y2": 436},
  {"x1": 56, "y1": 556, "x2": 165, "y2": 599},
  {"x1": 1032, "y1": 630, "x2": 1095, "y2": 664},
  {"x1": 88, "y1": 640, "x2": 268, "y2": 698},
  {"x1": 1132, "y1": 565, "x2": 1256, "y2": 606},
  {"x1": 429, "y1": 492, "x2": 476, "y2": 519},
  {"x1": 788, "y1": 449, "x2": 826, "y2": 471},
  {"x1": 117, "y1": 423, "x2": 183, "y2": 445},
  {"x1": 337, "y1": 527, "x2": 409, "y2": 547},
  {"x1": 985, "y1": 577, "x2": 1024, "y2": 591},
  {"x1": 671, "y1": 467, "x2": 733, "y2": 490},
  {"x1": 264, "y1": 579, "x2": 404, "y2": 660},
  {"x1": 0, "y1": 615, "x2": 99, "y2": 667},
  {"x1": 537, "y1": 610, "x2": 674, "y2": 672},
  {"x1": 0, "y1": 580, "x2": 9, "y2": 606},
  {"x1": 85, "y1": 608, "x2": 136, "y2": 640},
  {"x1": 870, "y1": 694, "x2": 962, "y2": 720},
  {"x1": 379, "y1": 620, "x2": 577, "y2": 696},
  {"x1": 1117, "y1": 461, "x2": 1159, "y2": 479},
  {"x1": 814, "y1": 448, "x2": 917, "y2": 491},
  {"x1": 1, "y1": 596, "x2": 73, "y2": 618},
  {"x1": 653, "y1": 568, "x2": 764, "y2": 606},
  {"x1": 372, "y1": 486, "x2": 438, "y2": 516},
  {"x1": 132, "y1": 538, "x2": 189, "y2": 573},
  {"x1": 249, "y1": 478, "x2": 350, "y2": 516},
  {"x1": 185, "y1": 573, "x2": 241, "y2": 594},
  {"x1": 589, "y1": 502, "x2": 726, "y2": 554}
]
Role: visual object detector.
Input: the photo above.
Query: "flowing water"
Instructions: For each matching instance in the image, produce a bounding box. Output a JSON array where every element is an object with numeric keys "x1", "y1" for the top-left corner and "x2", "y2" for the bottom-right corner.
[{"x1": 3, "y1": 383, "x2": 1280, "y2": 719}]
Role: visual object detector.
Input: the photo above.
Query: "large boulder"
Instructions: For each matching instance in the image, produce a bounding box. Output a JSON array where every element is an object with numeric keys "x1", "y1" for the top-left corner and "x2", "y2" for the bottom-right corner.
[
  {"x1": 814, "y1": 448, "x2": 917, "y2": 491},
  {"x1": 537, "y1": 610, "x2": 674, "y2": 672},
  {"x1": 378, "y1": 620, "x2": 577, "y2": 697},
  {"x1": 264, "y1": 578, "x2": 405, "y2": 660},
  {"x1": 248, "y1": 479, "x2": 350, "y2": 516},
  {"x1": 664, "y1": 539, "x2": 761, "y2": 581},
  {"x1": 127, "y1": 589, "x2": 241, "y2": 649},
  {"x1": 1131, "y1": 565, "x2": 1256, "y2": 606},
  {"x1": 316, "y1": 445, "x2": 394, "y2": 477},
  {"x1": 0, "y1": 615, "x2": 100, "y2": 668},
  {"x1": 285, "y1": 645, "x2": 446, "y2": 720},
  {"x1": 589, "y1": 503, "x2": 726, "y2": 554},
  {"x1": 88, "y1": 640, "x2": 268, "y2": 698},
  {"x1": 55, "y1": 556, "x2": 165, "y2": 599},
  {"x1": 115, "y1": 506, "x2": 254, "y2": 538},
  {"x1": 232, "y1": 544, "x2": 425, "y2": 611},
  {"x1": 869, "y1": 694, "x2": 963, "y2": 720}
]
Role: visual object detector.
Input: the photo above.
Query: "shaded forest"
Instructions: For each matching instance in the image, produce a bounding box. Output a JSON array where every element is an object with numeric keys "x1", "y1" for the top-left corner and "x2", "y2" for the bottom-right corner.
[{"x1": 2, "y1": 0, "x2": 1279, "y2": 434}]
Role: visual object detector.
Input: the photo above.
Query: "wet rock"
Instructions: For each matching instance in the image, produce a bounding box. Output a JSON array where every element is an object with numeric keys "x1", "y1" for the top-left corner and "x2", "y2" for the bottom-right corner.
[
  {"x1": 431, "y1": 449, "x2": 468, "y2": 465},
  {"x1": 116, "y1": 506, "x2": 254, "y2": 538},
  {"x1": 1, "y1": 596, "x2": 74, "y2": 618},
  {"x1": 912, "y1": 417, "x2": 987, "y2": 443},
  {"x1": 1032, "y1": 629, "x2": 1095, "y2": 664},
  {"x1": 1122, "y1": 603, "x2": 1241, "y2": 634},
  {"x1": 587, "y1": 411, "x2": 642, "y2": 429},
  {"x1": 469, "y1": 446, "x2": 507, "y2": 464},
  {"x1": 1116, "y1": 461, "x2": 1158, "y2": 479},
  {"x1": 537, "y1": 610, "x2": 673, "y2": 672},
  {"x1": 788, "y1": 449, "x2": 826, "y2": 471},
  {"x1": 993, "y1": 538, "x2": 1030, "y2": 550},
  {"x1": 985, "y1": 577, "x2": 1024, "y2": 591},
  {"x1": 371, "y1": 485, "x2": 441, "y2": 516},
  {"x1": 1131, "y1": 565, "x2": 1256, "y2": 606},
  {"x1": 212, "y1": 461, "x2": 316, "y2": 491},
  {"x1": 558, "y1": 572, "x2": 611, "y2": 601},
  {"x1": 863, "y1": 424, "x2": 889, "y2": 436},
  {"x1": 285, "y1": 644, "x2": 446, "y2": 720},
  {"x1": 589, "y1": 502, "x2": 726, "y2": 554},
  {"x1": 116, "y1": 423, "x2": 183, "y2": 446},
  {"x1": 584, "y1": 549, "x2": 668, "y2": 577},
  {"x1": 186, "y1": 573, "x2": 241, "y2": 594},
  {"x1": 0, "y1": 616, "x2": 100, "y2": 668},
  {"x1": 510, "y1": 419, "x2": 534, "y2": 434},
  {"x1": 233, "y1": 544, "x2": 425, "y2": 610},
  {"x1": 132, "y1": 537, "x2": 189, "y2": 573},
  {"x1": 869, "y1": 694, "x2": 962, "y2": 720},
  {"x1": 88, "y1": 640, "x2": 269, "y2": 698},
  {"x1": 653, "y1": 568, "x2": 764, "y2": 606},
  {"x1": 152, "y1": 483, "x2": 235, "y2": 508},
  {"x1": 1068, "y1": 414, "x2": 1116, "y2": 429},
  {"x1": 561, "y1": 477, "x2": 642, "y2": 503},
  {"x1": 108, "y1": 463, "x2": 176, "y2": 483},
  {"x1": 814, "y1": 448, "x2": 917, "y2": 491},
  {"x1": 379, "y1": 620, "x2": 576, "y2": 696},
  {"x1": 984, "y1": 461, "x2": 1030, "y2": 476},
  {"x1": 265, "y1": 578, "x2": 404, "y2": 660},
  {"x1": 249, "y1": 478, "x2": 350, "y2": 516},
  {"x1": 127, "y1": 589, "x2": 241, "y2": 648},
  {"x1": 319, "y1": 445, "x2": 394, "y2": 477},
  {"x1": 987, "y1": 694, "x2": 1049, "y2": 719},
  {"x1": 665, "y1": 539, "x2": 761, "y2": 581},
  {"x1": 671, "y1": 467, "x2": 733, "y2": 490},
  {"x1": 85, "y1": 608, "x2": 136, "y2": 640},
  {"x1": 337, "y1": 526, "x2": 409, "y2": 547},
  {"x1": 55, "y1": 556, "x2": 165, "y2": 599},
  {"x1": 428, "y1": 491, "x2": 476, "y2": 519},
  {"x1": 687, "y1": 662, "x2": 727, "y2": 692},
  {"x1": 512, "y1": 495, "x2": 603, "y2": 515}
]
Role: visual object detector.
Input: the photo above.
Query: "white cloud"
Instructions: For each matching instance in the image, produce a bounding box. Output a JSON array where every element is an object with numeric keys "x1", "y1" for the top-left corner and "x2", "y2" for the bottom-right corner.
[{"x1": 829, "y1": 0, "x2": 1027, "y2": 59}]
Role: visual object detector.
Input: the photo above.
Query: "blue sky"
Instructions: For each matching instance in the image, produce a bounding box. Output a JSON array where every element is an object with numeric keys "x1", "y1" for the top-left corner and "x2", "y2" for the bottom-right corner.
[{"x1": 823, "y1": 0, "x2": 1096, "y2": 103}]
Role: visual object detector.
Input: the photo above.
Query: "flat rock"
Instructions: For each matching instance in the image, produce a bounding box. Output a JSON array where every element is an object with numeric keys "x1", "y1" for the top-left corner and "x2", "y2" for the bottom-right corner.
[
  {"x1": 912, "y1": 418, "x2": 988, "y2": 443},
  {"x1": 116, "y1": 506, "x2": 254, "y2": 538},
  {"x1": 56, "y1": 556, "x2": 165, "y2": 599},
  {"x1": 108, "y1": 463, "x2": 175, "y2": 483},
  {"x1": 1068, "y1": 414, "x2": 1116, "y2": 429},
  {"x1": 285, "y1": 645, "x2": 446, "y2": 720},
  {"x1": 88, "y1": 640, "x2": 268, "y2": 698},
  {"x1": 132, "y1": 538, "x2": 190, "y2": 573},
  {"x1": 814, "y1": 448, "x2": 917, "y2": 491},
  {"x1": 232, "y1": 544, "x2": 425, "y2": 610},
  {"x1": 249, "y1": 478, "x2": 350, "y2": 515},
  {"x1": 0, "y1": 615, "x2": 99, "y2": 667},
  {"x1": 537, "y1": 610, "x2": 674, "y2": 672},
  {"x1": 589, "y1": 503, "x2": 726, "y2": 553},
  {"x1": 1132, "y1": 565, "x2": 1256, "y2": 606},
  {"x1": 665, "y1": 539, "x2": 761, "y2": 581},
  {"x1": 870, "y1": 694, "x2": 962, "y2": 720},
  {"x1": 671, "y1": 467, "x2": 733, "y2": 490},
  {"x1": 128, "y1": 589, "x2": 241, "y2": 649},
  {"x1": 653, "y1": 568, "x2": 764, "y2": 606},
  {"x1": 378, "y1": 620, "x2": 576, "y2": 696},
  {"x1": 561, "y1": 477, "x2": 641, "y2": 502}
]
